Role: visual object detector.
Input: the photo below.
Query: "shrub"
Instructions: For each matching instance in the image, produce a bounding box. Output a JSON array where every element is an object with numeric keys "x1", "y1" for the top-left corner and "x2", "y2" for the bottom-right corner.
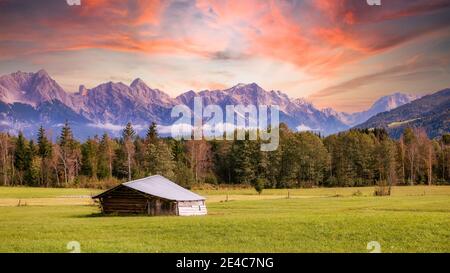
[
  {"x1": 74, "y1": 176, "x2": 121, "y2": 189},
  {"x1": 374, "y1": 180, "x2": 391, "y2": 196},
  {"x1": 254, "y1": 178, "x2": 266, "y2": 195},
  {"x1": 352, "y1": 190, "x2": 363, "y2": 196},
  {"x1": 203, "y1": 173, "x2": 218, "y2": 185}
]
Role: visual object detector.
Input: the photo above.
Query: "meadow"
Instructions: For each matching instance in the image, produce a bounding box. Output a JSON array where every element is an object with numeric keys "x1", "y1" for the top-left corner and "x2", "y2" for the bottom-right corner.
[{"x1": 0, "y1": 186, "x2": 449, "y2": 252}]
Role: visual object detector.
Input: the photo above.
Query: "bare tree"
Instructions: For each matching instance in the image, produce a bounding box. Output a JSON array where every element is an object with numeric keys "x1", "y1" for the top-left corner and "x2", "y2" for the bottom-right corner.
[
  {"x1": 186, "y1": 139, "x2": 213, "y2": 182},
  {"x1": 122, "y1": 122, "x2": 136, "y2": 181},
  {"x1": 403, "y1": 128, "x2": 418, "y2": 185},
  {"x1": 0, "y1": 133, "x2": 11, "y2": 186},
  {"x1": 399, "y1": 137, "x2": 406, "y2": 184},
  {"x1": 416, "y1": 128, "x2": 434, "y2": 185}
]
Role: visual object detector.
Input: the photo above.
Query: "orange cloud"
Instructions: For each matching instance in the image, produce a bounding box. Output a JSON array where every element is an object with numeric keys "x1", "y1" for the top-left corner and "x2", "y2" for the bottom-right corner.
[
  {"x1": 344, "y1": 11, "x2": 355, "y2": 25},
  {"x1": 247, "y1": 2, "x2": 310, "y2": 64},
  {"x1": 192, "y1": 0, "x2": 450, "y2": 75},
  {"x1": 77, "y1": 0, "x2": 166, "y2": 25},
  {"x1": 1, "y1": 0, "x2": 450, "y2": 75},
  {"x1": 313, "y1": 0, "x2": 450, "y2": 25},
  {"x1": 195, "y1": 1, "x2": 323, "y2": 70}
]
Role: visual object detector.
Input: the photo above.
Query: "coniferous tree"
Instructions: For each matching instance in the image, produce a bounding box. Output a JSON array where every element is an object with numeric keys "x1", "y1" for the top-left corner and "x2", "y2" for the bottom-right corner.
[
  {"x1": 81, "y1": 137, "x2": 99, "y2": 179},
  {"x1": 146, "y1": 122, "x2": 158, "y2": 145},
  {"x1": 113, "y1": 146, "x2": 128, "y2": 179},
  {"x1": 295, "y1": 132, "x2": 330, "y2": 187},
  {"x1": 24, "y1": 140, "x2": 39, "y2": 186},
  {"x1": 37, "y1": 126, "x2": 53, "y2": 186},
  {"x1": 122, "y1": 122, "x2": 136, "y2": 139},
  {"x1": 143, "y1": 124, "x2": 175, "y2": 178},
  {"x1": 145, "y1": 141, "x2": 175, "y2": 179},
  {"x1": 438, "y1": 134, "x2": 450, "y2": 182},
  {"x1": 14, "y1": 132, "x2": 27, "y2": 185},
  {"x1": 209, "y1": 140, "x2": 231, "y2": 183},
  {"x1": 233, "y1": 139, "x2": 256, "y2": 184},
  {"x1": 58, "y1": 121, "x2": 80, "y2": 185},
  {"x1": 37, "y1": 126, "x2": 52, "y2": 158},
  {"x1": 98, "y1": 133, "x2": 114, "y2": 178},
  {"x1": 133, "y1": 137, "x2": 146, "y2": 178},
  {"x1": 171, "y1": 138, "x2": 195, "y2": 186}
]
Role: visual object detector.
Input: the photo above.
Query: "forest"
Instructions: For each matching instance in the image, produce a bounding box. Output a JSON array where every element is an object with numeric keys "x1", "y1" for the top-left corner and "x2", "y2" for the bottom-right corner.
[{"x1": 0, "y1": 122, "x2": 449, "y2": 190}]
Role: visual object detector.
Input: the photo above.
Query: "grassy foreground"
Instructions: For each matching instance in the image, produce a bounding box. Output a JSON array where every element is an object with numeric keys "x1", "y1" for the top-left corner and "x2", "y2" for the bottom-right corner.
[{"x1": 0, "y1": 186, "x2": 449, "y2": 252}]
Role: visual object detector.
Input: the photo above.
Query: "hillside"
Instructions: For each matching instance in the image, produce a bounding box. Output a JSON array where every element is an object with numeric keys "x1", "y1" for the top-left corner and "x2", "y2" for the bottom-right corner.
[{"x1": 355, "y1": 88, "x2": 450, "y2": 138}]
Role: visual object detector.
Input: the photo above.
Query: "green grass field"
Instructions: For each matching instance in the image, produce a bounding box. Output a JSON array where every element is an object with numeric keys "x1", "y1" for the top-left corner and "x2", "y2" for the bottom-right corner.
[{"x1": 0, "y1": 186, "x2": 449, "y2": 252}]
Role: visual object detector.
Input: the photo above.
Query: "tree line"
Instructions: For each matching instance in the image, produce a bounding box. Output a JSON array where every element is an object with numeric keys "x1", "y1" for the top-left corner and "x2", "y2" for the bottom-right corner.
[{"x1": 0, "y1": 122, "x2": 449, "y2": 189}]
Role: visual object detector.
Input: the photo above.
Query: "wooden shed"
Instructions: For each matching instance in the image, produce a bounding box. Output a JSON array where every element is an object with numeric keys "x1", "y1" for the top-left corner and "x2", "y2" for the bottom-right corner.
[{"x1": 92, "y1": 175, "x2": 207, "y2": 216}]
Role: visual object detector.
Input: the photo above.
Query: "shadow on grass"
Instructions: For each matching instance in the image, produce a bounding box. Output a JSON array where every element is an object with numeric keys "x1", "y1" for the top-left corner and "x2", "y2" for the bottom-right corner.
[
  {"x1": 72, "y1": 212, "x2": 178, "y2": 218},
  {"x1": 76, "y1": 212, "x2": 108, "y2": 218}
]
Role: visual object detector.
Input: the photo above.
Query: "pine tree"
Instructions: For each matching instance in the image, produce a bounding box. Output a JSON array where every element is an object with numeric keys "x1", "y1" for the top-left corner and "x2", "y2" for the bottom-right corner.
[
  {"x1": 14, "y1": 132, "x2": 27, "y2": 171},
  {"x1": 174, "y1": 161, "x2": 195, "y2": 188},
  {"x1": 172, "y1": 138, "x2": 188, "y2": 165},
  {"x1": 24, "y1": 140, "x2": 39, "y2": 186},
  {"x1": 112, "y1": 146, "x2": 129, "y2": 179},
  {"x1": 145, "y1": 141, "x2": 175, "y2": 179},
  {"x1": 37, "y1": 126, "x2": 52, "y2": 158},
  {"x1": 171, "y1": 138, "x2": 195, "y2": 186},
  {"x1": 146, "y1": 122, "x2": 158, "y2": 145},
  {"x1": 254, "y1": 178, "x2": 265, "y2": 195},
  {"x1": 122, "y1": 122, "x2": 136, "y2": 140},
  {"x1": 14, "y1": 132, "x2": 28, "y2": 185},
  {"x1": 36, "y1": 126, "x2": 52, "y2": 186},
  {"x1": 133, "y1": 138, "x2": 146, "y2": 177},
  {"x1": 438, "y1": 134, "x2": 450, "y2": 182},
  {"x1": 294, "y1": 132, "x2": 330, "y2": 187},
  {"x1": 59, "y1": 121, "x2": 74, "y2": 148},
  {"x1": 98, "y1": 133, "x2": 114, "y2": 178},
  {"x1": 233, "y1": 139, "x2": 256, "y2": 184},
  {"x1": 81, "y1": 137, "x2": 99, "y2": 179},
  {"x1": 210, "y1": 140, "x2": 232, "y2": 184}
]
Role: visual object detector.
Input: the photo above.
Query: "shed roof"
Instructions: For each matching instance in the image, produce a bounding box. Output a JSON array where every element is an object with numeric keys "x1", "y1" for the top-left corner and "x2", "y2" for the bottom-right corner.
[{"x1": 93, "y1": 175, "x2": 205, "y2": 201}]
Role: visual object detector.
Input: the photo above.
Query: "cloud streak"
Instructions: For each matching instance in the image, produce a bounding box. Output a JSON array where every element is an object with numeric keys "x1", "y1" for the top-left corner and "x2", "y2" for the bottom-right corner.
[{"x1": 311, "y1": 54, "x2": 450, "y2": 98}]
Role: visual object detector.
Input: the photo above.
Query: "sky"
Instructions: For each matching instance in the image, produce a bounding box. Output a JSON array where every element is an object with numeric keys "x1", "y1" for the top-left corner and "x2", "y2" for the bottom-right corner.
[{"x1": 1, "y1": 0, "x2": 450, "y2": 112}]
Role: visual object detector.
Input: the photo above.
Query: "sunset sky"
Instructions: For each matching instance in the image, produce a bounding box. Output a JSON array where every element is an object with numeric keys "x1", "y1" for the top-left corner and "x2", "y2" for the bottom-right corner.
[{"x1": 1, "y1": 0, "x2": 450, "y2": 112}]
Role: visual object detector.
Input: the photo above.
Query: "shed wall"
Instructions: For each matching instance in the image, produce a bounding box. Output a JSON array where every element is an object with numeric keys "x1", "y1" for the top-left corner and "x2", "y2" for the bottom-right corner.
[
  {"x1": 178, "y1": 200, "x2": 207, "y2": 216},
  {"x1": 98, "y1": 186, "x2": 177, "y2": 215},
  {"x1": 99, "y1": 186, "x2": 148, "y2": 214}
]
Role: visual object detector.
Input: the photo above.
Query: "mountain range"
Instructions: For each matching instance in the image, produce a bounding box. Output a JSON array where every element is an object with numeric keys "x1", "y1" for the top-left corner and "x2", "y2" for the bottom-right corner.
[{"x1": 0, "y1": 69, "x2": 436, "y2": 139}]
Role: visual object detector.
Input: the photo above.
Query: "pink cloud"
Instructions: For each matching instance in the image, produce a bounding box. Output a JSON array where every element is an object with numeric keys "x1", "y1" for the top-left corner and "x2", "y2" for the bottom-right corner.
[{"x1": 1, "y1": 0, "x2": 449, "y2": 89}]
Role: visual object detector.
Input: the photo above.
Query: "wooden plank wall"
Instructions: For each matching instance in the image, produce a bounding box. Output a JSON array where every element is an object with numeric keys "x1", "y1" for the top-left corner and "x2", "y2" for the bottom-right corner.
[
  {"x1": 147, "y1": 198, "x2": 177, "y2": 216},
  {"x1": 100, "y1": 186, "x2": 148, "y2": 214},
  {"x1": 99, "y1": 186, "x2": 179, "y2": 215}
]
